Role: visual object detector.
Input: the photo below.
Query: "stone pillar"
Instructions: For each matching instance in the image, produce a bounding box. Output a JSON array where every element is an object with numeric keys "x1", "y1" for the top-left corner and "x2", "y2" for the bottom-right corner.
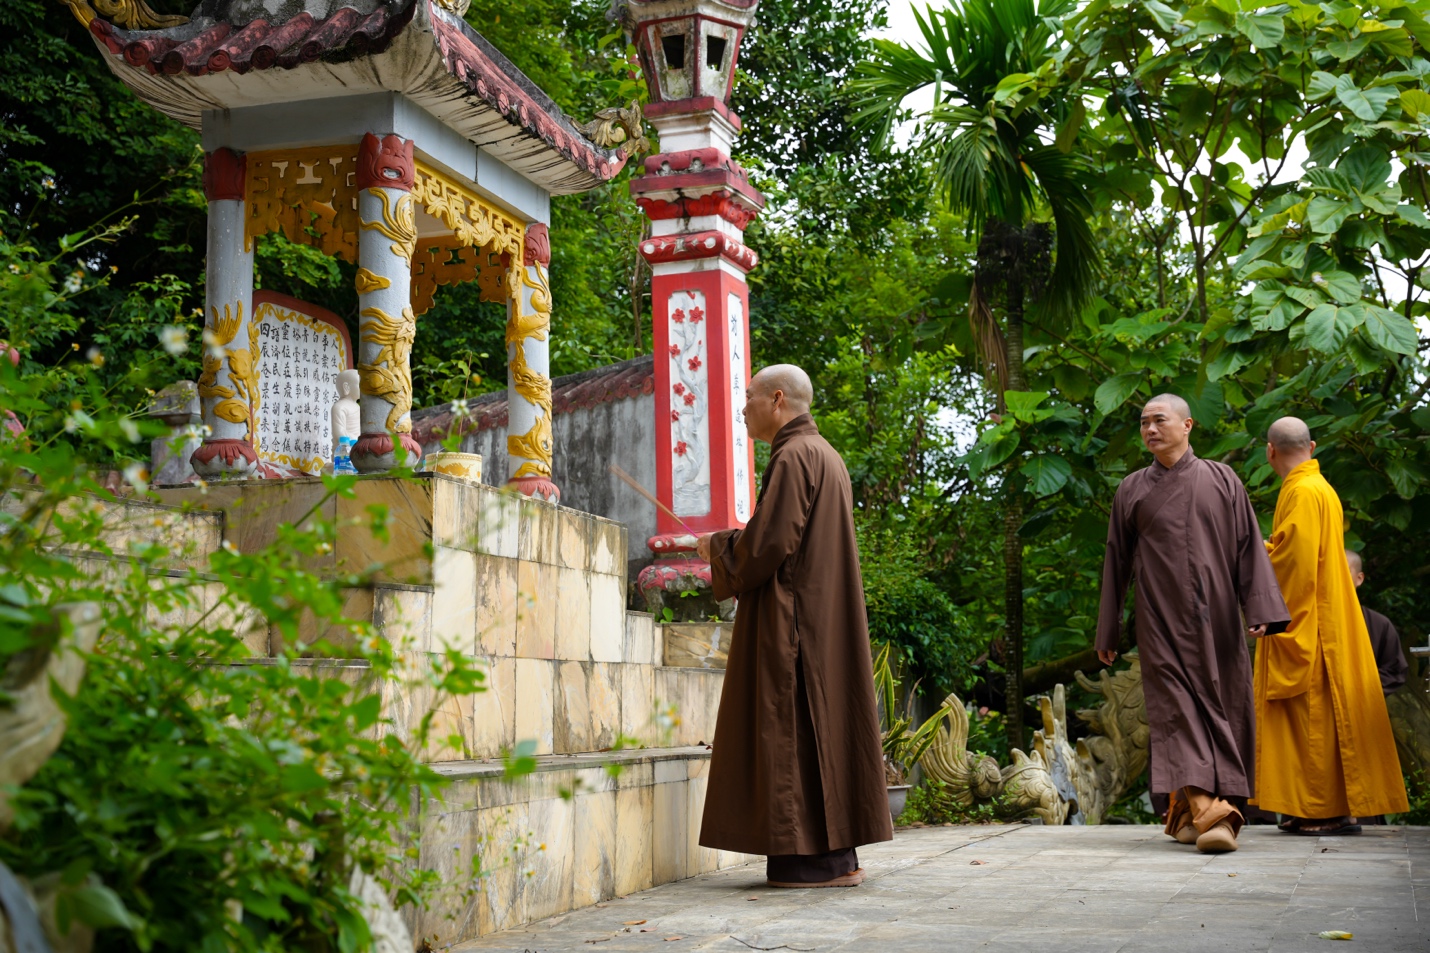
[
  {"x1": 624, "y1": 1, "x2": 764, "y2": 617},
  {"x1": 350, "y1": 132, "x2": 423, "y2": 473},
  {"x1": 505, "y1": 224, "x2": 559, "y2": 501},
  {"x1": 191, "y1": 147, "x2": 258, "y2": 479},
  {"x1": 148, "y1": 381, "x2": 201, "y2": 486}
]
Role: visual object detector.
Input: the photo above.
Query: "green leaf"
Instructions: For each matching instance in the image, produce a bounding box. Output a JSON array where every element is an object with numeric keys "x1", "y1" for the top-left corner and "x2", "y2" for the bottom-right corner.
[
  {"x1": 1284, "y1": 285, "x2": 1325, "y2": 309},
  {"x1": 1303, "y1": 304, "x2": 1348, "y2": 352},
  {"x1": 64, "y1": 883, "x2": 142, "y2": 931},
  {"x1": 1401, "y1": 89, "x2": 1430, "y2": 118},
  {"x1": 1386, "y1": 457, "x2": 1427, "y2": 499},
  {"x1": 1361, "y1": 305, "x2": 1419, "y2": 354},
  {"x1": 1397, "y1": 203, "x2": 1430, "y2": 228},
  {"x1": 1307, "y1": 196, "x2": 1354, "y2": 233},
  {"x1": 1236, "y1": 12, "x2": 1284, "y2": 48},
  {"x1": 982, "y1": 427, "x2": 1022, "y2": 469},
  {"x1": 1004, "y1": 390, "x2": 1051, "y2": 423},
  {"x1": 1335, "y1": 75, "x2": 1386, "y2": 121},
  {"x1": 1315, "y1": 270, "x2": 1363, "y2": 305},
  {"x1": 1020, "y1": 455, "x2": 1073, "y2": 498},
  {"x1": 1093, "y1": 372, "x2": 1144, "y2": 415},
  {"x1": 1307, "y1": 71, "x2": 1341, "y2": 101},
  {"x1": 1056, "y1": 100, "x2": 1086, "y2": 154},
  {"x1": 1052, "y1": 364, "x2": 1093, "y2": 402}
]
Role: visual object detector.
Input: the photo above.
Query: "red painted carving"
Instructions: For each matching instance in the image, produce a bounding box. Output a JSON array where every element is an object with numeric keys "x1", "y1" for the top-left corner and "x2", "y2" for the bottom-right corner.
[
  {"x1": 637, "y1": 231, "x2": 759, "y2": 271},
  {"x1": 191, "y1": 438, "x2": 257, "y2": 468},
  {"x1": 635, "y1": 193, "x2": 760, "y2": 230},
  {"x1": 687, "y1": 356, "x2": 702, "y2": 371},
  {"x1": 636, "y1": 556, "x2": 713, "y2": 597},
  {"x1": 203, "y1": 148, "x2": 246, "y2": 201},
  {"x1": 507, "y1": 474, "x2": 561, "y2": 502},
  {"x1": 523, "y1": 223, "x2": 551, "y2": 267},
  {"x1": 351, "y1": 430, "x2": 423, "y2": 464},
  {"x1": 356, "y1": 133, "x2": 415, "y2": 191},
  {"x1": 690, "y1": 307, "x2": 704, "y2": 324}
]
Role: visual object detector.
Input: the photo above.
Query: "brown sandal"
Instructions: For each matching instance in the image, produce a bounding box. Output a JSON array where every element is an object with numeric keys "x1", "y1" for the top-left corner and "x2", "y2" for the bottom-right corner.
[{"x1": 767, "y1": 868, "x2": 867, "y2": 888}]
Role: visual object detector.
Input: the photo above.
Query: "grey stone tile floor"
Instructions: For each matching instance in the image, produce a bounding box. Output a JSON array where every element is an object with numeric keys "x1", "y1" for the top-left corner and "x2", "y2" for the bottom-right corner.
[{"x1": 448, "y1": 824, "x2": 1429, "y2": 952}]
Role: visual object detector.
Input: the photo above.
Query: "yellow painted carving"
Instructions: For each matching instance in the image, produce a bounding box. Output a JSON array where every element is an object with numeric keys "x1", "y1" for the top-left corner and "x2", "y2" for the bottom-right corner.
[
  {"x1": 411, "y1": 161, "x2": 524, "y2": 268},
  {"x1": 245, "y1": 146, "x2": 361, "y2": 262},
  {"x1": 505, "y1": 260, "x2": 554, "y2": 473},
  {"x1": 508, "y1": 412, "x2": 553, "y2": 479},
  {"x1": 357, "y1": 305, "x2": 416, "y2": 433},
  {"x1": 354, "y1": 267, "x2": 391, "y2": 295},
  {"x1": 361, "y1": 188, "x2": 417, "y2": 264},
  {"x1": 197, "y1": 302, "x2": 255, "y2": 426},
  {"x1": 410, "y1": 240, "x2": 508, "y2": 315},
  {"x1": 59, "y1": 0, "x2": 187, "y2": 29}
]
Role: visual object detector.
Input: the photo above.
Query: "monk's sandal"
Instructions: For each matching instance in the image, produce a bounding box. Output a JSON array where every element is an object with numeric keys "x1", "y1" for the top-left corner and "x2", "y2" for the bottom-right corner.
[
  {"x1": 1172, "y1": 824, "x2": 1198, "y2": 845},
  {"x1": 1196, "y1": 820, "x2": 1238, "y2": 854},
  {"x1": 767, "y1": 868, "x2": 866, "y2": 889}
]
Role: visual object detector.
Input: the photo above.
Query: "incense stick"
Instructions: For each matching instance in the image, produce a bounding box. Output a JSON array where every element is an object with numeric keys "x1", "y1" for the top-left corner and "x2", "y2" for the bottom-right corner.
[{"x1": 608, "y1": 463, "x2": 698, "y2": 536}]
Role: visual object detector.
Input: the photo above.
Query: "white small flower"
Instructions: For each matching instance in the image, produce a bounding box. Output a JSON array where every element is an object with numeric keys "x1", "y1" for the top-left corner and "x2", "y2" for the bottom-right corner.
[
  {"x1": 203, "y1": 328, "x2": 226, "y2": 360},
  {"x1": 119, "y1": 418, "x2": 141, "y2": 443},
  {"x1": 200, "y1": 424, "x2": 213, "y2": 438},
  {"x1": 7, "y1": 264, "x2": 19, "y2": 275},
  {"x1": 41, "y1": 177, "x2": 55, "y2": 190},
  {"x1": 222, "y1": 539, "x2": 238, "y2": 554},
  {"x1": 63, "y1": 270, "x2": 83, "y2": 294},
  {"x1": 451, "y1": 398, "x2": 470, "y2": 418},
  {"x1": 86, "y1": 347, "x2": 104, "y2": 367},
  {"x1": 122, "y1": 462, "x2": 148, "y2": 489},
  {"x1": 159, "y1": 325, "x2": 188, "y2": 356}
]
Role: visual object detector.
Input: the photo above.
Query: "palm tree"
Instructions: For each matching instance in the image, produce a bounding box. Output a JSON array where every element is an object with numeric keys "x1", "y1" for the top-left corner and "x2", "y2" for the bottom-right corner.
[{"x1": 851, "y1": 0, "x2": 1099, "y2": 753}]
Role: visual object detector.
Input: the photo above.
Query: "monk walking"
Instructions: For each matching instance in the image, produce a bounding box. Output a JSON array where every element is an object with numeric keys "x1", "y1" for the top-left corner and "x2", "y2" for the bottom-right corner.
[
  {"x1": 695, "y1": 364, "x2": 891, "y2": 887},
  {"x1": 1346, "y1": 549, "x2": 1409, "y2": 696},
  {"x1": 1097, "y1": 395, "x2": 1289, "y2": 853},
  {"x1": 1257, "y1": 418, "x2": 1407, "y2": 833}
]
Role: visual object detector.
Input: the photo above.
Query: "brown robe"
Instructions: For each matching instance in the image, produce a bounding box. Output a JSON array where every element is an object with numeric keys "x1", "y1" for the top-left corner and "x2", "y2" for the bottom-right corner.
[
  {"x1": 700, "y1": 414, "x2": 893, "y2": 856},
  {"x1": 1096, "y1": 448, "x2": 1289, "y2": 798},
  {"x1": 1363, "y1": 606, "x2": 1409, "y2": 695}
]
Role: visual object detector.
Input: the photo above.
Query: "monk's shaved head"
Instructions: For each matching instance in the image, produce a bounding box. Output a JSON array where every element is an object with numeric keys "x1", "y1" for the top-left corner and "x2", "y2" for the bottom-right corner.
[
  {"x1": 1346, "y1": 549, "x2": 1364, "y2": 575},
  {"x1": 1145, "y1": 393, "x2": 1192, "y2": 420},
  {"x1": 753, "y1": 364, "x2": 813, "y2": 413},
  {"x1": 1268, "y1": 416, "x2": 1313, "y2": 452}
]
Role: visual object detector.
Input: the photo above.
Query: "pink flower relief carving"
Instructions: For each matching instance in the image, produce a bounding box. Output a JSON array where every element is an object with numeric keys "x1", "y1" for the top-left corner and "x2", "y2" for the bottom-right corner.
[
  {"x1": 687, "y1": 356, "x2": 702, "y2": 371},
  {"x1": 673, "y1": 382, "x2": 685, "y2": 396},
  {"x1": 674, "y1": 441, "x2": 688, "y2": 456},
  {"x1": 683, "y1": 392, "x2": 696, "y2": 406},
  {"x1": 669, "y1": 344, "x2": 681, "y2": 357},
  {"x1": 690, "y1": 307, "x2": 704, "y2": 324},
  {"x1": 672, "y1": 309, "x2": 686, "y2": 323},
  {"x1": 671, "y1": 410, "x2": 681, "y2": 421}
]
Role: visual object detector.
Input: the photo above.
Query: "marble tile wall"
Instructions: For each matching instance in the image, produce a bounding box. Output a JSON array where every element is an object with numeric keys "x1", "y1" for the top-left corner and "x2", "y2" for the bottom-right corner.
[{"x1": 410, "y1": 751, "x2": 758, "y2": 945}]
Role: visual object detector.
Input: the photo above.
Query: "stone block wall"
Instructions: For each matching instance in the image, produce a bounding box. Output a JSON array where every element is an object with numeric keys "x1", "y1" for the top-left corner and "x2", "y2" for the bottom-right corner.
[{"x1": 143, "y1": 475, "x2": 743, "y2": 942}]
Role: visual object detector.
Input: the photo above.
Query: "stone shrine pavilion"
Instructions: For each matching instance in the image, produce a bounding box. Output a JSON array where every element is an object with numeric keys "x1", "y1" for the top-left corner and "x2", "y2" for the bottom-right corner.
[{"x1": 67, "y1": 0, "x2": 768, "y2": 942}]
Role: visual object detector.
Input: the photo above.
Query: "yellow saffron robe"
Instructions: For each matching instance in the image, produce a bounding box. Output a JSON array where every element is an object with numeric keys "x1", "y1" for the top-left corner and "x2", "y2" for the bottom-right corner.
[{"x1": 1255, "y1": 459, "x2": 1408, "y2": 818}]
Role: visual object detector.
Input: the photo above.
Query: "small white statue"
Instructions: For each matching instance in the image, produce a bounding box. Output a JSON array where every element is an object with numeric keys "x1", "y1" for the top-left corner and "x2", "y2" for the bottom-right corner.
[{"x1": 331, "y1": 368, "x2": 360, "y2": 475}]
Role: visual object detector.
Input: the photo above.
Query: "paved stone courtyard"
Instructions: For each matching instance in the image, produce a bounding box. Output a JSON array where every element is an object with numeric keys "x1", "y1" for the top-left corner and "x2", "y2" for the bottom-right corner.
[{"x1": 450, "y1": 823, "x2": 1426, "y2": 952}]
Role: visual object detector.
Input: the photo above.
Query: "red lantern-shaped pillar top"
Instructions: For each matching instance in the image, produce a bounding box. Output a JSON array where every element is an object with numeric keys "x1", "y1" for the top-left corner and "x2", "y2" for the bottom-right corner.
[{"x1": 628, "y1": 0, "x2": 764, "y2": 620}]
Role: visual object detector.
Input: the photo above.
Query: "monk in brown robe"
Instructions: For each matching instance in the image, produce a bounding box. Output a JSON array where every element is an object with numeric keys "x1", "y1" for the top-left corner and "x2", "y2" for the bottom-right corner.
[
  {"x1": 695, "y1": 364, "x2": 891, "y2": 887},
  {"x1": 1346, "y1": 549, "x2": 1409, "y2": 696},
  {"x1": 1097, "y1": 395, "x2": 1289, "y2": 853}
]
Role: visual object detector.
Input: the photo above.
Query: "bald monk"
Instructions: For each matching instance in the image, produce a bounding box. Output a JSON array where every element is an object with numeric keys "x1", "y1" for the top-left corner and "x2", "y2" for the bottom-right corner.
[
  {"x1": 695, "y1": 364, "x2": 891, "y2": 887},
  {"x1": 1257, "y1": 418, "x2": 1407, "y2": 833},
  {"x1": 1346, "y1": 549, "x2": 1409, "y2": 696},
  {"x1": 1097, "y1": 395, "x2": 1289, "y2": 853}
]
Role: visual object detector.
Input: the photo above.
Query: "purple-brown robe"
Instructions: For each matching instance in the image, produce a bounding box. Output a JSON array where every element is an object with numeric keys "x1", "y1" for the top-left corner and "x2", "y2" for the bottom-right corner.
[
  {"x1": 699, "y1": 414, "x2": 893, "y2": 856},
  {"x1": 1363, "y1": 606, "x2": 1409, "y2": 695},
  {"x1": 1096, "y1": 448, "x2": 1289, "y2": 798}
]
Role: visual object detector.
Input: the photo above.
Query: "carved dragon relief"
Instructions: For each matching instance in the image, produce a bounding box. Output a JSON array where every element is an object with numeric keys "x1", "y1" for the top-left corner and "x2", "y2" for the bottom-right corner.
[
  {"x1": 197, "y1": 302, "x2": 255, "y2": 426},
  {"x1": 506, "y1": 259, "x2": 554, "y2": 478},
  {"x1": 58, "y1": 0, "x2": 186, "y2": 30},
  {"x1": 577, "y1": 100, "x2": 651, "y2": 158},
  {"x1": 357, "y1": 305, "x2": 417, "y2": 433},
  {"x1": 922, "y1": 657, "x2": 1149, "y2": 825}
]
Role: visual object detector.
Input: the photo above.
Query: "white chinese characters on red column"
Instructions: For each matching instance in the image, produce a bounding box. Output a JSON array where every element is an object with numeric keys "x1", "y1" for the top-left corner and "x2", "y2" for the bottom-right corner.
[{"x1": 626, "y1": 0, "x2": 763, "y2": 620}]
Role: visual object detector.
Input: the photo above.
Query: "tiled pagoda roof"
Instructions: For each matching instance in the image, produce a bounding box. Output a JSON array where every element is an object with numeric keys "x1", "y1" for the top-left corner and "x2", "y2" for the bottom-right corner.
[
  {"x1": 86, "y1": 0, "x2": 626, "y2": 194},
  {"x1": 412, "y1": 354, "x2": 655, "y2": 442}
]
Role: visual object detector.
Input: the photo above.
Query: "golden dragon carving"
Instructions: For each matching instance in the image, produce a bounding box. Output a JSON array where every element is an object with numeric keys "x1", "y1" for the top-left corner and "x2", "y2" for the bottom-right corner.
[
  {"x1": 197, "y1": 302, "x2": 255, "y2": 426},
  {"x1": 357, "y1": 304, "x2": 416, "y2": 433}
]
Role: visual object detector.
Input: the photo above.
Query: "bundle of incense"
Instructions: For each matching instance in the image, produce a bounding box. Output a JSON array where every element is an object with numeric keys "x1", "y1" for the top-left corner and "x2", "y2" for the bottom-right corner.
[{"x1": 607, "y1": 463, "x2": 699, "y2": 537}]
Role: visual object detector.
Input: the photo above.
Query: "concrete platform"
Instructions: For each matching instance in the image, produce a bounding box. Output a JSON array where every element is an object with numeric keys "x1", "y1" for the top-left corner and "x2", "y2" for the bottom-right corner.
[{"x1": 449, "y1": 823, "x2": 1428, "y2": 952}]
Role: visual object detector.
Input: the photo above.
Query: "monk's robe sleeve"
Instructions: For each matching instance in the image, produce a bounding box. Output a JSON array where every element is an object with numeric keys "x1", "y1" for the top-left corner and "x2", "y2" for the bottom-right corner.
[
  {"x1": 1232, "y1": 481, "x2": 1290, "y2": 630},
  {"x1": 1095, "y1": 483, "x2": 1136, "y2": 654},
  {"x1": 707, "y1": 454, "x2": 811, "y2": 601},
  {"x1": 1264, "y1": 487, "x2": 1319, "y2": 699}
]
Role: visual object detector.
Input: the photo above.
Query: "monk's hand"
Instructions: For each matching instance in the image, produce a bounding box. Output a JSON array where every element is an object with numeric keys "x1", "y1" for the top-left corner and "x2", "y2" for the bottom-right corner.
[
  {"x1": 1098, "y1": 649, "x2": 1118, "y2": 666},
  {"x1": 1247, "y1": 624, "x2": 1268, "y2": 638},
  {"x1": 695, "y1": 533, "x2": 713, "y2": 562}
]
